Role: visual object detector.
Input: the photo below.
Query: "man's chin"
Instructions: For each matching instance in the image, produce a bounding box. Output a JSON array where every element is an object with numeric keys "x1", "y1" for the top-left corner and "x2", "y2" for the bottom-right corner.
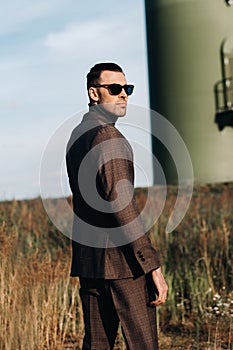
[
  {"x1": 99, "y1": 103, "x2": 127, "y2": 117},
  {"x1": 116, "y1": 106, "x2": 127, "y2": 117},
  {"x1": 117, "y1": 112, "x2": 126, "y2": 118}
]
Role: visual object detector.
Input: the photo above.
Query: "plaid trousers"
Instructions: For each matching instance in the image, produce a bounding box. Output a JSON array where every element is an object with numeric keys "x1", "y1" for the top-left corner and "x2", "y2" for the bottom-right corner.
[{"x1": 79, "y1": 274, "x2": 159, "y2": 350}]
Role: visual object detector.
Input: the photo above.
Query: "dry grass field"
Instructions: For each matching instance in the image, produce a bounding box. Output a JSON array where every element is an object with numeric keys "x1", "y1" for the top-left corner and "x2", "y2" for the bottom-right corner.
[{"x1": 0, "y1": 183, "x2": 232, "y2": 349}]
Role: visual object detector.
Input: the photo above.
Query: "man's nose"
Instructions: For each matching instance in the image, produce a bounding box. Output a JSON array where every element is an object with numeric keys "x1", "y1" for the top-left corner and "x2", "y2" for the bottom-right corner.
[{"x1": 119, "y1": 88, "x2": 128, "y2": 99}]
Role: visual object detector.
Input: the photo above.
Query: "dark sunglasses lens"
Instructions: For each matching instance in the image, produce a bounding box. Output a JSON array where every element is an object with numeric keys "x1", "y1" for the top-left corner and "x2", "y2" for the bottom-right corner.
[
  {"x1": 108, "y1": 84, "x2": 134, "y2": 95},
  {"x1": 108, "y1": 84, "x2": 122, "y2": 95},
  {"x1": 125, "y1": 85, "x2": 134, "y2": 96}
]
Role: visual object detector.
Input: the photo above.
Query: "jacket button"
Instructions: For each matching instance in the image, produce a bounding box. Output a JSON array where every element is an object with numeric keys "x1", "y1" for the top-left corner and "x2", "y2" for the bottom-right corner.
[
  {"x1": 137, "y1": 250, "x2": 142, "y2": 255},
  {"x1": 141, "y1": 258, "x2": 145, "y2": 262}
]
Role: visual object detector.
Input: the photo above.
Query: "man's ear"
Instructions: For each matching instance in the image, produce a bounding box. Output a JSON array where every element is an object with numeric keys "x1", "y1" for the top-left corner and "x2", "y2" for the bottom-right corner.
[{"x1": 89, "y1": 87, "x2": 99, "y2": 103}]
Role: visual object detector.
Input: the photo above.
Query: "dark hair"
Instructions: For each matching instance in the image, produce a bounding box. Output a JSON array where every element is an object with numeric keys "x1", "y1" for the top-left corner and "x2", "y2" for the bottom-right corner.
[{"x1": 86, "y1": 62, "x2": 124, "y2": 90}]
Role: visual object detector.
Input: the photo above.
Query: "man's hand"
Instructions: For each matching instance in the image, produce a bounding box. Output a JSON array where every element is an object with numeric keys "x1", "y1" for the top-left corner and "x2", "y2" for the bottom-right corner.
[{"x1": 150, "y1": 267, "x2": 168, "y2": 307}]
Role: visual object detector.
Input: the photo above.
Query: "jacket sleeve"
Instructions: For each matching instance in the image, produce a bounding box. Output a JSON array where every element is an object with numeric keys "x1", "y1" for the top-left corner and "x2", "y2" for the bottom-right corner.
[{"x1": 91, "y1": 125, "x2": 160, "y2": 273}]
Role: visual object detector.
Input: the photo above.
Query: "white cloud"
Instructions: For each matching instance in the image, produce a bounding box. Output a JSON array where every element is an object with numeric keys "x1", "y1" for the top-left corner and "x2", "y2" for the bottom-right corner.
[
  {"x1": 43, "y1": 10, "x2": 144, "y2": 59},
  {"x1": 44, "y1": 21, "x2": 102, "y2": 52},
  {"x1": 0, "y1": 0, "x2": 64, "y2": 36}
]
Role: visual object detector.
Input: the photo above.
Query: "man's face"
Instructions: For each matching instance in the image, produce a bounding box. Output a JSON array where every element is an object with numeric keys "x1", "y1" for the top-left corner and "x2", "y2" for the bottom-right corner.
[{"x1": 92, "y1": 70, "x2": 129, "y2": 117}]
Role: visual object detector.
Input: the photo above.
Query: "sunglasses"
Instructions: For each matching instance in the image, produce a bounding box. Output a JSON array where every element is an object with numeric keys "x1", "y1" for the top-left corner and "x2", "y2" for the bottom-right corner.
[{"x1": 93, "y1": 84, "x2": 134, "y2": 96}]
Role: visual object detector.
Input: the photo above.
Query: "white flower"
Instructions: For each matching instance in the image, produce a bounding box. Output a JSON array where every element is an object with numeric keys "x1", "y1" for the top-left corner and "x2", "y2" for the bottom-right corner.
[{"x1": 213, "y1": 294, "x2": 221, "y2": 300}]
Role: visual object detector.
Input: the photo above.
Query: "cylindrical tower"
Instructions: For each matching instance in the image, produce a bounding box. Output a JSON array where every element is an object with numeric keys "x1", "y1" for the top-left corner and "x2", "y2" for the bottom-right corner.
[{"x1": 145, "y1": 0, "x2": 233, "y2": 184}]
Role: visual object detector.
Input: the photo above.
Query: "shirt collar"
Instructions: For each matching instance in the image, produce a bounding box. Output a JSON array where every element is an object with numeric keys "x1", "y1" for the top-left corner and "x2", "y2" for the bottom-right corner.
[{"x1": 84, "y1": 104, "x2": 118, "y2": 126}]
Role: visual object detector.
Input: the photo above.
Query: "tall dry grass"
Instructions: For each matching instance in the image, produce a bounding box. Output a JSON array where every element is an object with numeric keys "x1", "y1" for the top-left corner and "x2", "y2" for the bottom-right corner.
[
  {"x1": 0, "y1": 199, "x2": 82, "y2": 350},
  {"x1": 137, "y1": 183, "x2": 233, "y2": 348},
  {"x1": 0, "y1": 183, "x2": 232, "y2": 349}
]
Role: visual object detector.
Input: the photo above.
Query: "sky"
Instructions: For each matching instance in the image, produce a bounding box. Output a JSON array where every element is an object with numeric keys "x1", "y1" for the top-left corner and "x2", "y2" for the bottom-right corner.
[{"x1": 0, "y1": 0, "x2": 153, "y2": 200}]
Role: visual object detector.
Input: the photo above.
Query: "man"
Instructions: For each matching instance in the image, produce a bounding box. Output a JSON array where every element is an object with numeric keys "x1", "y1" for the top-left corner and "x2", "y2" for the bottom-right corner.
[{"x1": 66, "y1": 62, "x2": 168, "y2": 350}]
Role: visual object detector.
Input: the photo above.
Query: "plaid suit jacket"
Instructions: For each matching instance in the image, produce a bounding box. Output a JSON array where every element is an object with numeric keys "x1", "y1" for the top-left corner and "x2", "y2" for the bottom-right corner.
[{"x1": 66, "y1": 107, "x2": 160, "y2": 279}]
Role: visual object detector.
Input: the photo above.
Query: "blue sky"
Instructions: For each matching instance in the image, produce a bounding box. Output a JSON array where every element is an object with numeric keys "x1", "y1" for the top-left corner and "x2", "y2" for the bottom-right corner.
[{"x1": 0, "y1": 0, "x2": 152, "y2": 200}]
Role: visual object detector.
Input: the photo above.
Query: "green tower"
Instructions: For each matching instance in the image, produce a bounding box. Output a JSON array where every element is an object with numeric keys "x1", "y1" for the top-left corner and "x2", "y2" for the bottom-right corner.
[{"x1": 145, "y1": 0, "x2": 233, "y2": 184}]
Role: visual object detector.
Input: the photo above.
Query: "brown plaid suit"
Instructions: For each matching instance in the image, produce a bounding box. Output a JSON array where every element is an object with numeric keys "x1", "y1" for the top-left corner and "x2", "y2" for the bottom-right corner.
[{"x1": 66, "y1": 107, "x2": 161, "y2": 349}]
